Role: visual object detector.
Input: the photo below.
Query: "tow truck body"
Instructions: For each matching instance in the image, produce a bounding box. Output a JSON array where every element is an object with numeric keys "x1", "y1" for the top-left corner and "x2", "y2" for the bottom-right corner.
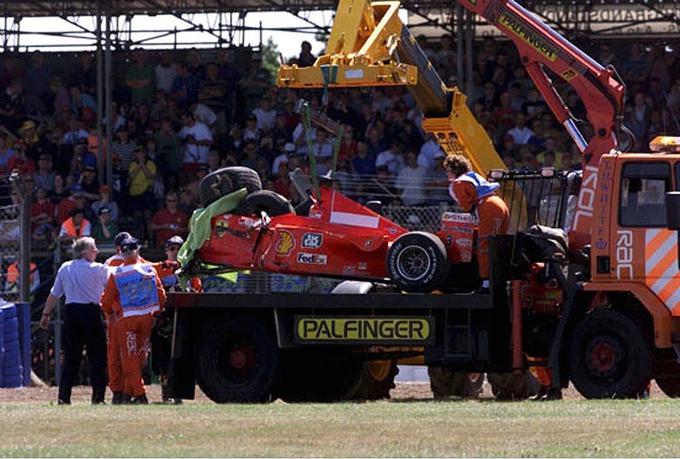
[{"x1": 164, "y1": 0, "x2": 680, "y2": 402}]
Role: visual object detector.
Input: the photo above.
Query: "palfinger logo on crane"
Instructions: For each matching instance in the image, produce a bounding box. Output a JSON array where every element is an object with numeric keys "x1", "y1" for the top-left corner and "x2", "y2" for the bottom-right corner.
[
  {"x1": 498, "y1": 14, "x2": 557, "y2": 62},
  {"x1": 295, "y1": 316, "x2": 434, "y2": 344},
  {"x1": 644, "y1": 229, "x2": 680, "y2": 314}
]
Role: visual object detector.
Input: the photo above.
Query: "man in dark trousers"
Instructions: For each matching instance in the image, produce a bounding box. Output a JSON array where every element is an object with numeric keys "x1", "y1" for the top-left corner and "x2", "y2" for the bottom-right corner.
[{"x1": 40, "y1": 236, "x2": 109, "y2": 404}]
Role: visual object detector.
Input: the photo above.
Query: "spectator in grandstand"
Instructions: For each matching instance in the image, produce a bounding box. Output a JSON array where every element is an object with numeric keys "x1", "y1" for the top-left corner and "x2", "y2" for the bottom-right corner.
[
  {"x1": 240, "y1": 140, "x2": 261, "y2": 171},
  {"x1": 309, "y1": 128, "x2": 333, "y2": 159},
  {"x1": 154, "y1": 52, "x2": 177, "y2": 94},
  {"x1": 48, "y1": 174, "x2": 67, "y2": 205},
  {"x1": 427, "y1": 151, "x2": 450, "y2": 204},
  {"x1": 243, "y1": 114, "x2": 262, "y2": 143},
  {"x1": 92, "y1": 207, "x2": 118, "y2": 244},
  {"x1": 31, "y1": 186, "x2": 55, "y2": 240},
  {"x1": 150, "y1": 191, "x2": 189, "y2": 248},
  {"x1": 0, "y1": 78, "x2": 24, "y2": 132},
  {"x1": 171, "y1": 63, "x2": 200, "y2": 108},
  {"x1": 417, "y1": 133, "x2": 444, "y2": 173},
  {"x1": 179, "y1": 110, "x2": 213, "y2": 176},
  {"x1": 239, "y1": 54, "x2": 272, "y2": 113},
  {"x1": 128, "y1": 146, "x2": 157, "y2": 239},
  {"x1": 620, "y1": 43, "x2": 649, "y2": 89},
  {"x1": 79, "y1": 165, "x2": 100, "y2": 202},
  {"x1": 91, "y1": 185, "x2": 119, "y2": 222},
  {"x1": 154, "y1": 117, "x2": 182, "y2": 191},
  {"x1": 62, "y1": 118, "x2": 89, "y2": 146},
  {"x1": 71, "y1": 53, "x2": 96, "y2": 94},
  {"x1": 272, "y1": 161, "x2": 292, "y2": 198},
  {"x1": 0, "y1": 133, "x2": 16, "y2": 175},
  {"x1": 69, "y1": 85, "x2": 97, "y2": 120},
  {"x1": 252, "y1": 96, "x2": 277, "y2": 133},
  {"x1": 362, "y1": 165, "x2": 399, "y2": 205},
  {"x1": 206, "y1": 150, "x2": 221, "y2": 174},
  {"x1": 506, "y1": 113, "x2": 534, "y2": 145},
  {"x1": 40, "y1": 236, "x2": 109, "y2": 404},
  {"x1": 126, "y1": 50, "x2": 154, "y2": 105},
  {"x1": 24, "y1": 50, "x2": 52, "y2": 114},
  {"x1": 626, "y1": 91, "x2": 652, "y2": 149},
  {"x1": 273, "y1": 142, "x2": 295, "y2": 176},
  {"x1": 59, "y1": 208, "x2": 91, "y2": 240},
  {"x1": 198, "y1": 63, "x2": 227, "y2": 130},
  {"x1": 376, "y1": 139, "x2": 405, "y2": 176},
  {"x1": 395, "y1": 152, "x2": 427, "y2": 206},
  {"x1": 7, "y1": 141, "x2": 35, "y2": 176}
]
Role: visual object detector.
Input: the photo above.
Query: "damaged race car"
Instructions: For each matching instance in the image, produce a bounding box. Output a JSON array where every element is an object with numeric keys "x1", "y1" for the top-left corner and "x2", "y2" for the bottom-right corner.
[{"x1": 194, "y1": 166, "x2": 478, "y2": 293}]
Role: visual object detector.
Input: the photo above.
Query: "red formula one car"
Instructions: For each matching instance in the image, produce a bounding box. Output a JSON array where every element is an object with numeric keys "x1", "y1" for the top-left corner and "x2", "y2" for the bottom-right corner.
[{"x1": 196, "y1": 167, "x2": 477, "y2": 292}]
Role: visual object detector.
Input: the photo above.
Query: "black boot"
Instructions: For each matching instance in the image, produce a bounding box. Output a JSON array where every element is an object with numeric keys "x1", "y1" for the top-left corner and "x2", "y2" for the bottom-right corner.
[
  {"x1": 130, "y1": 394, "x2": 149, "y2": 404},
  {"x1": 112, "y1": 391, "x2": 125, "y2": 405},
  {"x1": 92, "y1": 387, "x2": 106, "y2": 405}
]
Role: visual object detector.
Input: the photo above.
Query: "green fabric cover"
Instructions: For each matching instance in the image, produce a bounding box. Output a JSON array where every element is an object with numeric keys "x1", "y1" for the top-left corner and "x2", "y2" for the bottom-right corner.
[{"x1": 177, "y1": 187, "x2": 248, "y2": 283}]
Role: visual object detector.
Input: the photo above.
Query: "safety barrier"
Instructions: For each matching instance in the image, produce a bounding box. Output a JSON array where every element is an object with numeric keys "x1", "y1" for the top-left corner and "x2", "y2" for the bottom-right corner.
[{"x1": 0, "y1": 302, "x2": 31, "y2": 388}]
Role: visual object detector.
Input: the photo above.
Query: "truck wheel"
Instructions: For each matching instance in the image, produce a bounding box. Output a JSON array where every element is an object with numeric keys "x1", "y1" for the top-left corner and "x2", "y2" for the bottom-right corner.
[
  {"x1": 569, "y1": 309, "x2": 652, "y2": 399},
  {"x1": 428, "y1": 367, "x2": 484, "y2": 399},
  {"x1": 348, "y1": 360, "x2": 399, "y2": 400},
  {"x1": 199, "y1": 166, "x2": 262, "y2": 207},
  {"x1": 488, "y1": 372, "x2": 538, "y2": 400},
  {"x1": 387, "y1": 232, "x2": 449, "y2": 293},
  {"x1": 196, "y1": 318, "x2": 277, "y2": 403},
  {"x1": 234, "y1": 190, "x2": 296, "y2": 217}
]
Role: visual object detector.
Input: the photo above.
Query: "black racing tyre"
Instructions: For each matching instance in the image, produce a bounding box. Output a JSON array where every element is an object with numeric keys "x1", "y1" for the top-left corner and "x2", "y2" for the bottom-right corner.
[
  {"x1": 428, "y1": 367, "x2": 484, "y2": 399},
  {"x1": 199, "y1": 166, "x2": 262, "y2": 207},
  {"x1": 488, "y1": 372, "x2": 539, "y2": 400},
  {"x1": 568, "y1": 309, "x2": 652, "y2": 399},
  {"x1": 386, "y1": 231, "x2": 449, "y2": 293},
  {"x1": 274, "y1": 350, "x2": 364, "y2": 402},
  {"x1": 196, "y1": 317, "x2": 278, "y2": 403},
  {"x1": 234, "y1": 190, "x2": 296, "y2": 217}
]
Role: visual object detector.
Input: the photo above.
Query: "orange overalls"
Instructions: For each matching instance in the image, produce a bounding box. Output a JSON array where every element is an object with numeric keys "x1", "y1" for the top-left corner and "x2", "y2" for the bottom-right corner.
[
  {"x1": 103, "y1": 255, "x2": 125, "y2": 395},
  {"x1": 101, "y1": 260, "x2": 166, "y2": 398},
  {"x1": 451, "y1": 172, "x2": 509, "y2": 279}
]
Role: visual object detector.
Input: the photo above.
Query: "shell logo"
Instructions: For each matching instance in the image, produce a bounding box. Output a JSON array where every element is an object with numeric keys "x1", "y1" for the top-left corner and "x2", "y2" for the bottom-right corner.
[{"x1": 275, "y1": 230, "x2": 295, "y2": 256}]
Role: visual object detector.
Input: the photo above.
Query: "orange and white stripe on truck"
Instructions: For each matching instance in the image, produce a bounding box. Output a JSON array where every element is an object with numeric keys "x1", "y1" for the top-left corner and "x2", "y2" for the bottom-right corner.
[{"x1": 645, "y1": 229, "x2": 680, "y2": 315}]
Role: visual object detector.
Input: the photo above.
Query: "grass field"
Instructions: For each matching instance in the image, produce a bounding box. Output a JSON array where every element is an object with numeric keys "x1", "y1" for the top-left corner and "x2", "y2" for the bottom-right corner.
[{"x1": 2, "y1": 385, "x2": 680, "y2": 457}]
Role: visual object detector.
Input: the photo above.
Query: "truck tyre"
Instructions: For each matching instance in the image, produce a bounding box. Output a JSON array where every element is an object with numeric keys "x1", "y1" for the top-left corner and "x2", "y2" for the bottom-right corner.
[
  {"x1": 488, "y1": 372, "x2": 538, "y2": 400},
  {"x1": 348, "y1": 360, "x2": 399, "y2": 400},
  {"x1": 234, "y1": 190, "x2": 296, "y2": 217},
  {"x1": 387, "y1": 232, "x2": 449, "y2": 293},
  {"x1": 568, "y1": 309, "x2": 652, "y2": 399},
  {"x1": 428, "y1": 367, "x2": 484, "y2": 399},
  {"x1": 199, "y1": 166, "x2": 262, "y2": 207},
  {"x1": 196, "y1": 317, "x2": 277, "y2": 403}
]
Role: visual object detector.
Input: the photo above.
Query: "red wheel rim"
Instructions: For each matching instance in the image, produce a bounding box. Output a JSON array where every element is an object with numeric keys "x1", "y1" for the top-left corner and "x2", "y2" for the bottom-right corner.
[{"x1": 591, "y1": 342, "x2": 615, "y2": 372}]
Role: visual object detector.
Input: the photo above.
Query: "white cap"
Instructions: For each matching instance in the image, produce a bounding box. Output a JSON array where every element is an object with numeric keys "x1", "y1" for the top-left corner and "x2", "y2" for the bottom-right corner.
[{"x1": 284, "y1": 142, "x2": 296, "y2": 153}]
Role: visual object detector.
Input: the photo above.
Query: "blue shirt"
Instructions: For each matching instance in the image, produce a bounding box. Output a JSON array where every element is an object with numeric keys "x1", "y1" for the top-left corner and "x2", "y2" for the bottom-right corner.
[{"x1": 50, "y1": 258, "x2": 109, "y2": 305}]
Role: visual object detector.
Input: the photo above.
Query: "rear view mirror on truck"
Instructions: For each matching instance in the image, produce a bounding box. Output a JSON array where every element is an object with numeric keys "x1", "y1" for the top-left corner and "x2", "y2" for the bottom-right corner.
[{"x1": 665, "y1": 192, "x2": 680, "y2": 230}]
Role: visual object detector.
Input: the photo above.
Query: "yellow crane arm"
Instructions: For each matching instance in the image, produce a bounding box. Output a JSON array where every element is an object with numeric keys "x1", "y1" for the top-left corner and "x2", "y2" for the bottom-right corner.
[{"x1": 276, "y1": 0, "x2": 505, "y2": 175}]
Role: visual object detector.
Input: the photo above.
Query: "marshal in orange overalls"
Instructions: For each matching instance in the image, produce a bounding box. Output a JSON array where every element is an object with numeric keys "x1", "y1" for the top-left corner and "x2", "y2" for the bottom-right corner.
[
  {"x1": 450, "y1": 172, "x2": 509, "y2": 279},
  {"x1": 101, "y1": 261, "x2": 166, "y2": 399}
]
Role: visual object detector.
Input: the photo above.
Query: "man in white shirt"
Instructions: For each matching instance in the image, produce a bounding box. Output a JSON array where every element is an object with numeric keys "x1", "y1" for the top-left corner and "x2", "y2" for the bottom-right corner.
[
  {"x1": 39, "y1": 237, "x2": 109, "y2": 405},
  {"x1": 376, "y1": 140, "x2": 405, "y2": 176},
  {"x1": 396, "y1": 152, "x2": 428, "y2": 205},
  {"x1": 154, "y1": 52, "x2": 177, "y2": 93},
  {"x1": 179, "y1": 111, "x2": 213, "y2": 174},
  {"x1": 252, "y1": 97, "x2": 277, "y2": 132},
  {"x1": 417, "y1": 134, "x2": 445, "y2": 172},
  {"x1": 506, "y1": 113, "x2": 535, "y2": 145},
  {"x1": 273, "y1": 142, "x2": 295, "y2": 176},
  {"x1": 311, "y1": 129, "x2": 333, "y2": 158}
]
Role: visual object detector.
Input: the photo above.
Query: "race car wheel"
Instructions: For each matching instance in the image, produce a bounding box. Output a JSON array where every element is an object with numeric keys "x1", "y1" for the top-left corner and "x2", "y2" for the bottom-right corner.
[
  {"x1": 199, "y1": 166, "x2": 262, "y2": 207},
  {"x1": 196, "y1": 317, "x2": 277, "y2": 403},
  {"x1": 387, "y1": 231, "x2": 449, "y2": 293},
  {"x1": 234, "y1": 190, "x2": 296, "y2": 217},
  {"x1": 428, "y1": 367, "x2": 484, "y2": 399}
]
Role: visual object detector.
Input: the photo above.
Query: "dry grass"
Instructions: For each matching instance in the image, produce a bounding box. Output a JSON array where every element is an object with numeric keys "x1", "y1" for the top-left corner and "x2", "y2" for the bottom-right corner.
[{"x1": 1, "y1": 384, "x2": 680, "y2": 457}]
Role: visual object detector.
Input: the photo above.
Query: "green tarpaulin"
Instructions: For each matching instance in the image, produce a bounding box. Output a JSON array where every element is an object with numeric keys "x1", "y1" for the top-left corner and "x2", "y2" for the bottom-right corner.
[{"x1": 177, "y1": 187, "x2": 248, "y2": 283}]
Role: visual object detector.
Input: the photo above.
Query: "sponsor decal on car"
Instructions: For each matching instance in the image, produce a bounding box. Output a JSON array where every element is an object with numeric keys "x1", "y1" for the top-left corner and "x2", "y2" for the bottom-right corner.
[
  {"x1": 297, "y1": 252, "x2": 328, "y2": 265},
  {"x1": 301, "y1": 232, "x2": 323, "y2": 249},
  {"x1": 275, "y1": 230, "x2": 295, "y2": 256},
  {"x1": 215, "y1": 219, "x2": 229, "y2": 237},
  {"x1": 358, "y1": 262, "x2": 367, "y2": 270},
  {"x1": 295, "y1": 316, "x2": 434, "y2": 343}
]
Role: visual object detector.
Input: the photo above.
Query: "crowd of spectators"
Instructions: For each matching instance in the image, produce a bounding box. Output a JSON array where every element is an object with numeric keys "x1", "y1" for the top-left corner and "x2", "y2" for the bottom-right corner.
[{"x1": 0, "y1": 36, "x2": 678, "y2": 249}]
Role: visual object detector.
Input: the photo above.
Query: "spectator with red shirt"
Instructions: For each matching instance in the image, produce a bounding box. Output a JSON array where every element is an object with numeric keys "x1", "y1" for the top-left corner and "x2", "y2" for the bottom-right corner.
[
  {"x1": 0, "y1": 133, "x2": 16, "y2": 175},
  {"x1": 149, "y1": 191, "x2": 189, "y2": 248},
  {"x1": 31, "y1": 187, "x2": 55, "y2": 240},
  {"x1": 7, "y1": 141, "x2": 36, "y2": 176}
]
